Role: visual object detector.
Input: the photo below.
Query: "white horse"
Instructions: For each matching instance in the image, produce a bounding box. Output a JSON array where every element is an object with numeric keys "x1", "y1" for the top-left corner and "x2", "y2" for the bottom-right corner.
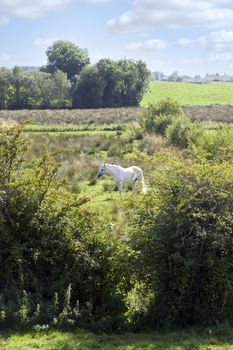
[{"x1": 97, "y1": 163, "x2": 147, "y2": 196}]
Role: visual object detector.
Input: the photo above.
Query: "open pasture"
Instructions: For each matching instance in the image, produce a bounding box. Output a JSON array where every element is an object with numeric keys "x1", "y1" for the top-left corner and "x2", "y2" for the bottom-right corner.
[{"x1": 142, "y1": 81, "x2": 233, "y2": 106}]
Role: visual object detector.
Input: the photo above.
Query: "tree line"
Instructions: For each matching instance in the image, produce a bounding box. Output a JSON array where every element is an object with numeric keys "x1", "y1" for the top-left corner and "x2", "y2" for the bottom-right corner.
[{"x1": 0, "y1": 40, "x2": 150, "y2": 110}]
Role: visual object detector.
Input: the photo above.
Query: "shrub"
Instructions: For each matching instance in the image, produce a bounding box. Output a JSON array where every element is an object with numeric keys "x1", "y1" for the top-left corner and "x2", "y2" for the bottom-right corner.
[
  {"x1": 147, "y1": 98, "x2": 182, "y2": 116},
  {"x1": 193, "y1": 126, "x2": 233, "y2": 159},
  {"x1": 142, "y1": 98, "x2": 183, "y2": 135},
  {"x1": 129, "y1": 160, "x2": 233, "y2": 327},
  {"x1": 102, "y1": 180, "x2": 115, "y2": 192},
  {"x1": 165, "y1": 115, "x2": 192, "y2": 148}
]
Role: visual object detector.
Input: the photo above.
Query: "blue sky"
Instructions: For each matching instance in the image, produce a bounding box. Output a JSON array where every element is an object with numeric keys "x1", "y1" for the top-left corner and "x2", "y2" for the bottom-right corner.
[{"x1": 1, "y1": 0, "x2": 233, "y2": 76}]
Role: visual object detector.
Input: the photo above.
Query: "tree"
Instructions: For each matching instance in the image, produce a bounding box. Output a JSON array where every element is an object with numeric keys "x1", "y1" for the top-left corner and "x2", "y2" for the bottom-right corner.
[
  {"x1": 51, "y1": 70, "x2": 71, "y2": 108},
  {"x1": 29, "y1": 71, "x2": 53, "y2": 108},
  {"x1": 116, "y1": 59, "x2": 139, "y2": 106},
  {"x1": 32, "y1": 70, "x2": 71, "y2": 108},
  {"x1": 43, "y1": 40, "x2": 90, "y2": 81},
  {"x1": 9, "y1": 67, "x2": 37, "y2": 109},
  {"x1": 96, "y1": 58, "x2": 120, "y2": 107},
  {"x1": 133, "y1": 60, "x2": 150, "y2": 104},
  {"x1": 73, "y1": 58, "x2": 150, "y2": 108},
  {"x1": 0, "y1": 68, "x2": 13, "y2": 109},
  {"x1": 72, "y1": 65, "x2": 105, "y2": 108}
]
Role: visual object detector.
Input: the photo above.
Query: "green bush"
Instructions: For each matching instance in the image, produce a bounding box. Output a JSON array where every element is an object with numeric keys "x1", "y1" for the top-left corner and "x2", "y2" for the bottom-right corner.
[
  {"x1": 142, "y1": 98, "x2": 183, "y2": 135},
  {"x1": 129, "y1": 160, "x2": 233, "y2": 327},
  {"x1": 165, "y1": 115, "x2": 192, "y2": 148},
  {"x1": 147, "y1": 98, "x2": 182, "y2": 116},
  {"x1": 193, "y1": 126, "x2": 233, "y2": 159}
]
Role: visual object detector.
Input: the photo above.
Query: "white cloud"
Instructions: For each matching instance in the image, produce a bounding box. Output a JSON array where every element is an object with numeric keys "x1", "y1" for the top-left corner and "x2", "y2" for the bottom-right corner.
[
  {"x1": 0, "y1": 0, "x2": 72, "y2": 19},
  {"x1": 126, "y1": 39, "x2": 167, "y2": 51},
  {"x1": 108, "y1": 0, "x2": 233, "y2": 32},
  {"x1": 33, "y1": 38, "x2": 57, "y2": 50},
  {"x1": 199, "y1": 30, "x2": 233, "y2": 52},
  {"x1": 198, "y1": 30, "x2": 233, "y2": 62},
  {"x1": 210, "y1": 52, "x2": 233, "y2": 61}
]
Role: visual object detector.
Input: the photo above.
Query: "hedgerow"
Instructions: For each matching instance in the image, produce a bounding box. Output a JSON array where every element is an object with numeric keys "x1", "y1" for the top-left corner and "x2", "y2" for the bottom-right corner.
[{"x1": 129, "y1": 158, "x2": 233, "y2": 327}]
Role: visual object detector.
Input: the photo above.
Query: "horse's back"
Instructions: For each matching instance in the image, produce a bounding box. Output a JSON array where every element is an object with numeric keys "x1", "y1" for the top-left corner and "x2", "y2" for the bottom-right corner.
[{"x1": 130, "y1": 165, "x2": 143, "y2": 173}]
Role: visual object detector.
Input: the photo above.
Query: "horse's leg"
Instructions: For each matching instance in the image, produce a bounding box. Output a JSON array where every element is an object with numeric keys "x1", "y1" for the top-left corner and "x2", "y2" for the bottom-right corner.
[
  {"x1": 132, "y1": 178, "x2": 137, "y2": 193},
  {"x1": 116, "y1": 181, "x2": 123, "y2": 197}
]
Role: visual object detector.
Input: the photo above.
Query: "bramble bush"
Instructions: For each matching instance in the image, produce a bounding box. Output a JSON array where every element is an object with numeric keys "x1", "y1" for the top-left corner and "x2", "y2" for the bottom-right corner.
[{"x1": 129, "y1": 158, "x2": 233, "y2": 327}]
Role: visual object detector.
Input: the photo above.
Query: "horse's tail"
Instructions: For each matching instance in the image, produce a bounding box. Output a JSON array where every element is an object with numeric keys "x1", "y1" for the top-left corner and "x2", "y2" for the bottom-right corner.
[{"x1": 141, "y1": 176, "x2": 147, "y2": 193}]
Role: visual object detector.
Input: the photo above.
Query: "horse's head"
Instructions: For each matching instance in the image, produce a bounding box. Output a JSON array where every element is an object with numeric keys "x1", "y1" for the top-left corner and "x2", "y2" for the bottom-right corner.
[{"x1": 97, "y1": 164, "x2": 106, "y2": 178}]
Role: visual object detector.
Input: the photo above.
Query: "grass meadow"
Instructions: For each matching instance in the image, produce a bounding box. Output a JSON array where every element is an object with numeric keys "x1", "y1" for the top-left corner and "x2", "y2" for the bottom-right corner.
[
  {"x1": 1, "y1": 89, "x2": 233, "y2": 348},
  {"x1": 141, "y1": 81, "x2": 233, "y2": 106}
]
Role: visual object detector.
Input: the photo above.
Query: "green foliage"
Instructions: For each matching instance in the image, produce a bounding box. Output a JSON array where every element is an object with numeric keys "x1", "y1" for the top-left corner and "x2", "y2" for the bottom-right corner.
[
  {"x1": 148, "y1": 98, "x2": 182, "y2": 116},
  {"x1": 0, "y1": 126, "x2": 127, "y2": 330},
  {"x1": 44, "y1": 40, "x2": 90, "y2": 81},
  {"x1": 129, "y1": 160, "x2": 233, "y2": 327},
  {"x1": 0, "y1": 67, "x2": 12, "y2": 109},
  {"x1": 193, "y1": 126, "x2": 233, "y2": 160},
  {"x1": 165, "y1": 115, "x2": 192, "y2": 148},
  {"x1": 142, "y1": 98, "x2": 182, "y2": 135},
  {"x1": 0, "y1": 57, "x2": 149, "y2": 109},
  {"x1": 0, "y1": 67, "x2": 72, "y2": 109},
  {"x1": 73, "y1": 58, "x2": 150, "y2": 108},
  {"x1": 72, "y1": 65, "x2": 105, "y2": 108}
]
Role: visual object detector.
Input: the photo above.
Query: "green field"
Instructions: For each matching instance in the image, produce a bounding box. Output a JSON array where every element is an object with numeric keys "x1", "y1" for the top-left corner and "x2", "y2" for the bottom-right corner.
[{"x1": 141, "y1": 81, "x2": 233, "y2": 106}]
